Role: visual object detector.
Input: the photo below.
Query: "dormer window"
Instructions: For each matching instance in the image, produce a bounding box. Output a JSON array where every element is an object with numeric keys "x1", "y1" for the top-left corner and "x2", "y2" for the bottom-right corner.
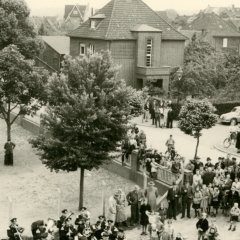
[
  {"x1": 73, "y1": 10, "x2": 78, "y2": 15},
  {"x1": 90, "y1": 20, "x2": 96, "y2": 29}
]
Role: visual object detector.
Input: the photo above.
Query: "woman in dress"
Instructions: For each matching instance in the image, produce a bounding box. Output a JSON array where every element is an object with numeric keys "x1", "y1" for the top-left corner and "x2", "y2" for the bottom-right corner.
[
  {"x1": 200, "y1": 184, "x2": 210, "y2": 214},
  {"x1": 140, "y1": 198, "x2": 151, "y2": 235},
  {"x1": 115, "y1": 189, "x2": 128, "y2": 227},
  {"x1": 145, "y1": 181, "x2": 158, "y2": 212},
  {"x1": 192, "y1": 186, "x2": 202, "y2": 218}
]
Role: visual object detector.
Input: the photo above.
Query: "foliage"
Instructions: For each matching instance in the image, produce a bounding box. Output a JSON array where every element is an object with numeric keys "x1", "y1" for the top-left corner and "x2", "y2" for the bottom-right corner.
[
  {"x1": 178, "y1": 100, "x2": 218, "y2": 158},
  {"x1": 127, "y1": 88, "x2": 146, "y2": 116},
  {"x1": 30, "y1": 51, "x2": 134, "y2": 207},
  {"x1": 0, "y1": 0, "x2": 43, "y2": 59},
  {"x1": 171, "y1": 40, "x2": 227, "y2": 100},
  {"x1": 0, "y1": 45, "x2": 48, "y2": 140},
  {"x1": 212, "y1": 101, "x2": 240, "y2": 116}
]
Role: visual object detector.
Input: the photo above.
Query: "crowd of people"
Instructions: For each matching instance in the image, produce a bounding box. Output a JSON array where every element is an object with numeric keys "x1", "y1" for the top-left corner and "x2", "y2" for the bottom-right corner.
[{"x1": 142, "y1": 98, "x2": 174, "y2": 129}]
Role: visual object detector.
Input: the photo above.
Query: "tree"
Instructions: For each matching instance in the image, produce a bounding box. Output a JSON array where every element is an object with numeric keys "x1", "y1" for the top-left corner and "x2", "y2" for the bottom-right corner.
[
  {"x1": 0, "y1": 45, "x2": 48, "y2": 142},
  {"x1": 0, "y1": 0, "x2": 43, "y2": 58},
  {"x1": 178, "y1": 100, "x2": 218, "y2": 159},
  {"x1": 170, "y1": 40, "x2": 227, "y2": 100},
  {"x1": 30, "y1": 51, "x2": 135, "y2": 209}
]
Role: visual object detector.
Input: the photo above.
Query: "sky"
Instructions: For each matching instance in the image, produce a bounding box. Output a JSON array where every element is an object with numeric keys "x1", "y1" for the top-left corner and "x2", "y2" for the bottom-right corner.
[{"x1": 25, "y1": 0, "x2": 240, "y2": 16}]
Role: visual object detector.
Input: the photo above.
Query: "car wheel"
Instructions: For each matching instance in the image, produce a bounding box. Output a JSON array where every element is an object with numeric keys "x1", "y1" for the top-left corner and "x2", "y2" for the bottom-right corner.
[{"x1": 230, "y1": 118, "x2": 237, "y2": 125}]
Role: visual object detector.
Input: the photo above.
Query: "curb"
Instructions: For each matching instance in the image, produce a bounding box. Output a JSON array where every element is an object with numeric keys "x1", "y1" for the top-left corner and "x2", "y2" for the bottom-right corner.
[{"x1": 213, "y1": 145, "x2": 240, "y2": 159}]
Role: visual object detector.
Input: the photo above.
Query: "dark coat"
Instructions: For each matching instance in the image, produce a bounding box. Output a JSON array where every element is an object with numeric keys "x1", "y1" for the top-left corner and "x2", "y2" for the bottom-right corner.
[
  {"x1": 236, "y1": 132, "x2": 240, "y2": 149},
  {"x1": 196, "y1": 218, "x2": 209, "y2": 232},
  {"x1": 167, "y1": 187, "x2": 180, "y2": 202}
]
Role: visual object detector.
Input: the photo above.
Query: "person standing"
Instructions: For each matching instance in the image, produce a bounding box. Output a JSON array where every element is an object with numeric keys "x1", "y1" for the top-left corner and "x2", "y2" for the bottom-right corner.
[
  {"x1": 115, "y1": 189, "x2": 128, "y2": 227},
  {"x1": 57, "y1": 209, "x2": 69, "y2": 230},
  {"x1": 149, "y1": 99, "x2": 156, "y2": 126},
  {"x1": 154, "y1": 101, "x2": 161, "y2": 128},
  {"x1": 126, "y1": 185, "x2": 143, "y2": 225},
  {"x1": 145, "y1": 181, "x2": 158, "y2": 212},
  {"x1": 4, "y1": 140, "x2": 16, "y2": 166},
  {"x1": 200, "y1": 185, "x2": 210, "y2": 214},
  {"x1": 196, "y1": 213, "x2": 209, "y2": 240},
  {"x1": 167, "y1": 182, "x2": 180, "y2": 220},
  {"x1": 165, "y1": 135, "x2": 175, "y2": 153},
  {"x1": 193, "y1": 186, "x2": 202, "y2": 218},
  {"x1": 140, "y1": 198, "x2": 151, "y2": 235},
  {"x1": 167, "y1": 107, "x2": 174, "y2": 129},
  {"x1": 181, "y1": 181, "x2": 193, "y2": 219},
  {"x1": 236, "y1": 124, "x2": 240, "y2": 153},
  {"x1": 229, "y1": 202, "x2": 240, "y2": 231},
  {"x1": 108, "y1": 192, "x2": 118, "y2": 224}
]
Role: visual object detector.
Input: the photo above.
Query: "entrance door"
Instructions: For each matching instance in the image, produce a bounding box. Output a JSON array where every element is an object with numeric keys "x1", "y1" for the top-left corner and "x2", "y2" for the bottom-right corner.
[{"x1": 136, "y1": 78, "x2": 143, "y2": 89}]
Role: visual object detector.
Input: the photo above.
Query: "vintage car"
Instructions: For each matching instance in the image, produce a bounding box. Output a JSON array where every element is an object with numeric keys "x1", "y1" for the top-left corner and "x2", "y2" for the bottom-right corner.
[{"x1": 220, "y1": 106, "x2": 240, "y2": 124}]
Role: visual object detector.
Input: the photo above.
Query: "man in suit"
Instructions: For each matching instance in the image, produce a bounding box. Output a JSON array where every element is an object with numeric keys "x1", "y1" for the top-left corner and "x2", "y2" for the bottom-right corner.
[
  {"x1": 167, "y1": 182, "x2": 180, "y2": 220},
  {"x1": 181, "y1": 181, "x2": 193, "y2": 219},
  {"x1": 196, "y1": 213, "x2": 209, "y2": 240},
  {"x1": 57, "y1": 209, "x2": 68, "y2": 230},
  {"x1": 126, "y1": 185, "x2": 143, "y2": 225}
]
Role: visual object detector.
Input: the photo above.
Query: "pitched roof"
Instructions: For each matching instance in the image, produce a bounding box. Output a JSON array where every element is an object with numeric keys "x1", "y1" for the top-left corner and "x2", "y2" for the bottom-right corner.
[
  {"x1": 42, "y1": 36, "x2": 70, "y2": 55},
  {"x1": 131, "y1": 24, "x2": 162, "y2": 32},
  {"x1": 68, "y1": 0, "x2": 186, "y2": 40},
  {"x1": 184, "y1": 12, "x2": 240, "y2": 37},
  {"x1": 156, "y1": 11, "x2": 172, "y2": 23},
  {"x1": 64, "y1": 5, "x2": 86, "y2": 20}
]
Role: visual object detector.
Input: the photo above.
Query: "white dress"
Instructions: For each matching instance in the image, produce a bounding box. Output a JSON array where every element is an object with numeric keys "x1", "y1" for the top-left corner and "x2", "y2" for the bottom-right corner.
[{"x1": 108, "y1": 196, "x2": 117, "y2": 222}]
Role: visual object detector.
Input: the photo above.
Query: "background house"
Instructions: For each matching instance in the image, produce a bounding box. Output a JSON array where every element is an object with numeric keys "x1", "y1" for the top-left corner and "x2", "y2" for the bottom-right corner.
[
  {"x1": 68, "y1": 0, "x2": 186, "y2": 93},
  {"x1": 181, "y1": 12, "x2": 240, "y2": 54},
  {"x1": 35, "y1": 36, "x2": 70, "y2": 72}
]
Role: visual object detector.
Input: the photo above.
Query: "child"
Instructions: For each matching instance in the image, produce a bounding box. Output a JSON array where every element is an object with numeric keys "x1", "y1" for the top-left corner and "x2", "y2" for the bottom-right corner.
[
  {"x1": 162, "y1": 220, "x2": 174, "y2": 240},
  {"x1": 206, "y1": 218, "x2": 219, "y2": 240},
  {"x1": 175, "y1": 233, "x2": 183, "y2": 240},
  {"x1": 229, "y1": 202, "x2": 240, "y2": 231},
  {"x1": 140, "y1": 198, "x2": 151, "y2": 235},
  {"x1": 116, "y1": 228, "x2": 125, "y2": 240}
]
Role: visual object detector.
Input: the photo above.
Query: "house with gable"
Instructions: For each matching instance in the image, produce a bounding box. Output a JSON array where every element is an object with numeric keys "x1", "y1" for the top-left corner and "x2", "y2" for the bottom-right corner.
[
  {"x1": 68, "y1": 0, "x2": 186, "y2": 93},
  {"x1": 181, "y1": 12, "x2": 240, "y2": 54},
  {"x1": 64, "y1": 5, "x2": 87, "y2": 25}
]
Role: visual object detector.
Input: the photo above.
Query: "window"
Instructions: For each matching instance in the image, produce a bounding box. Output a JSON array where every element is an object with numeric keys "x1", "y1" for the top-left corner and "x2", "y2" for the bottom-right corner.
[
  {"x1": 223, "y1": 38, "x2": 228, "y2": 48},
  {"x1": 73, "y1": 10, "x2": 78, "y2": 15},
  {"x1": 89, "y1": 44, "x2": 94, "y2": 54},
  {"x1": 146, "y1": 39, "x2": 153, "y2": 67},
  {"x1": 90, "y1": 20, "x2": 96, "y2": 29},
  {"x1": 79, "y1": 43, "x2": 86, "y2": 56}
]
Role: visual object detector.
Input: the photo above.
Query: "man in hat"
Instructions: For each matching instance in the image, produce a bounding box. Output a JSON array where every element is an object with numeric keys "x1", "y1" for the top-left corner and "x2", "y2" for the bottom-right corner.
[
  {"x1": 126, "y1": 185, "x2": 144, "y2": 225},
  {"x1": 4, "y1": 139, "x2": 16, "y2": 166},
  {"x1": 167, "y1": 182, "x2": 180, "y2": 220},
  {"x1": 105, "y1": 220, "x2": 118, "y2": 240},
  {"x1": 204, "y1": 157, "x2": 214, "y2": 170},
  {"x1": 57, "y1": 209, "x2": 68, "y2": 230},
  {"x1": 214, "y1": 157, "x2": 225, "y2": 170},
  {"x1": 145, "y1": 181, "x2": 158, "y2": 212},
  {"x1": 7, "y1": 218, "x2": 24, "y2": 240},
  {"x1": 59, "y1": 217, "x2": 75, "y2": 240},
  {"x1": 181, "y1": 181, "x2": 193, "y2": 219}
]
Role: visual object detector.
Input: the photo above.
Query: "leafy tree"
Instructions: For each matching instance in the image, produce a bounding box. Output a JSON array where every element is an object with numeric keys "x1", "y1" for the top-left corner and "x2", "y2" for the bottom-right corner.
[
  {"x1": 38, "y1": 23, "x2": 47, "y2": 36},
  {"x1": 178, "y1": 100, "x2": 218, "y2": 159},
  {"x1": 0, "y1": 45, "x2": 48, "y2": 142},
  {"x1": 171, "y1": 40, "x2": 227, "y2": 99},
  {"x1": 0, "y1": 0, "x2": 43, "y2": 58},
  {"x1": 30, "y1": 51, "x2": 134, "y2": 209}
]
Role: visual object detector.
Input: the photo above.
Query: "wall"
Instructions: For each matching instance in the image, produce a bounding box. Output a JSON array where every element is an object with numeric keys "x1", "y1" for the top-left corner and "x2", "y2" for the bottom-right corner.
[
  {"x1": 160, "y1": 40, "x2": 185, "y2": 67},
  {"x1": 110, "y1": 40, "x2": 136, "y2": 86},
  {"x1": 70, "y1": 37, "x2": 109, "y2": 57},
  {"x1": 135, "y1": 32, "x2": 161, "y2": 67},
  {"x1": 214, "y1": 36, "x2": 240, "y2": 54}
]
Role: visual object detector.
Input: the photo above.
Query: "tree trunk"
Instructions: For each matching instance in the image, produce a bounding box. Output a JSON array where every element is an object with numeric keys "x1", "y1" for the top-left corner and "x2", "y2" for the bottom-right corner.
[
  {"x1": 7, "y1": 121, "x2": 11, "y2": 141},
  {"x1": 78, "y1": 168, "x2": 85, "y2": 210},
  {"x1": 194, "y1": 136, "x2": 200, "y2": 160}
]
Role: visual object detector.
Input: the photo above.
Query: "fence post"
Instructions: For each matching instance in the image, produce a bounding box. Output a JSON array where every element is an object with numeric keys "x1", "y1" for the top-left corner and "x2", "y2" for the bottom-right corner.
[
  {"x1": 8, "y1": 196, "x2": 13, "y2": 221},
  {"x1": 102, "y1": 180, "x2": 106, "y2": 217},
  {"x1": 57, "y1": 188, "x2": 61, "y2": 219}
]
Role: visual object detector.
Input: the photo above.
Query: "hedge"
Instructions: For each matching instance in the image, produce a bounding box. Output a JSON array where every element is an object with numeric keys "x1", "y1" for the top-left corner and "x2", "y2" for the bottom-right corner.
[{"x1": 212, "y1": 101, "x2": 240, "y2": 116}]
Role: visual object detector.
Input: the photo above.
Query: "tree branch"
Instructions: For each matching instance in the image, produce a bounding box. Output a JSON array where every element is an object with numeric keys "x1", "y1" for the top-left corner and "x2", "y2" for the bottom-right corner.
[
  {"x1": 10, "y1": 104, "x2": 19, "y2": 112},
  {"x1": 10, "y1": 111, "x2": 22, "y2": 126}
]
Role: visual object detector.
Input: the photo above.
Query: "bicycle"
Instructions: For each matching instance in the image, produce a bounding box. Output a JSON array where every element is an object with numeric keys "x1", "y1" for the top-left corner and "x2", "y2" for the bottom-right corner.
[{"x1": 223, "y1": 132, "x2": 237, "y2": 148}]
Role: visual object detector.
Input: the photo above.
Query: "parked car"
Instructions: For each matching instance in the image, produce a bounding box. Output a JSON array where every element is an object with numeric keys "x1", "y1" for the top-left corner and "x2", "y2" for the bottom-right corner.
[{"x1": 220, "y1": 106, "x2": 240, "y2": 124}]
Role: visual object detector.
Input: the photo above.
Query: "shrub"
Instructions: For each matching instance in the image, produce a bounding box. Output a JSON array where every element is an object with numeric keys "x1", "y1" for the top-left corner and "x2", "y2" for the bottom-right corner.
[
  {"x1": 212, "y1": 101, "x2": 240, "y2": 116},
  {"x1": 128, "y1": 89, "x2": 146, "y2": 116}
]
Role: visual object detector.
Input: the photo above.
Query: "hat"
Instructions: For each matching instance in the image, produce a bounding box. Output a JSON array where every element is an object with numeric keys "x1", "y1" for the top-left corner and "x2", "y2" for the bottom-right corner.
[
  {"x1": 232, "y1": 157, "x2": 237, "y2": 161},
  {"x1": 81, "y1": 207, "x2": 87, "y2": 210},
  {"x1": 10, "y1": 218, "x2": 17, "y2": 223},
  {"x1": 98, "y1": 215, "x2": 105, "y2": 220},
  {"x1": 62, "y1": 209, "x2": 68, "y2": 214},
  {"x1": 196, "y1": 157, "x2": 200, "y2": 160},
  {"x1": 148, "y1": 181, "x2": 155, "y2": 186},
  {"x1": 107, "y1": 220, "x2": 113, "y2": 223},
  {"x1": 207, "y1": 157, "x2": 211, "y2": 161}
]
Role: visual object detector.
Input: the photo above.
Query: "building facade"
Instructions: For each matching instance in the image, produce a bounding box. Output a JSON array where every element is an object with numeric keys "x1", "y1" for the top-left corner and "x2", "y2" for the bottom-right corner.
[{"x1": 68, "y1": 0, "x2": 186, "y2": 93}]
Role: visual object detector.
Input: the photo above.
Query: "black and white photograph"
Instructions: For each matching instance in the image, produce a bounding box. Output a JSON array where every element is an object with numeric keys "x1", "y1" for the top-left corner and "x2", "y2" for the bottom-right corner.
[{"x1": 1, "y1": 0, "x2": 240, "y2": 239}]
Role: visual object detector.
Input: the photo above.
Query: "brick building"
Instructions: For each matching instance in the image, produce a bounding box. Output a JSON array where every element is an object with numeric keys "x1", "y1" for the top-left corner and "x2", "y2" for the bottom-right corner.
[{"x1": 68, "y1": 0, "x2": 186, "y2": 93}]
